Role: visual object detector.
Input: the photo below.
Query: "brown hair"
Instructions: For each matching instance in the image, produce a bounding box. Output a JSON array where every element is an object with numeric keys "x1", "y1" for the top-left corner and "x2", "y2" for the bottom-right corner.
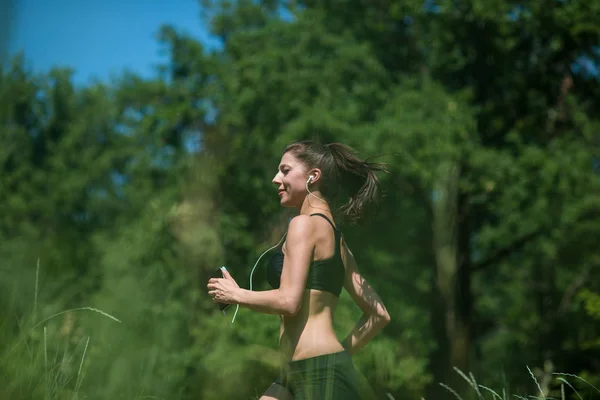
[{"x1": 283, "y1": 140, "x2": 388, "y2": 224}]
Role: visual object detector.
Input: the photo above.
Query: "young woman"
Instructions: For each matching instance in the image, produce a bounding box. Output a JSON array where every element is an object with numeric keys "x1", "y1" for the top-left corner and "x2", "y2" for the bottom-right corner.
[{"x1": 207, "y1": 140, "x2": 391, "y2": 399}]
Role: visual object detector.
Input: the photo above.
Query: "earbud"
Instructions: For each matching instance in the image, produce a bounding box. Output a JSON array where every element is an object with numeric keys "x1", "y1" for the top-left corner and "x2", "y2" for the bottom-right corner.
[{"x1": 306, "y1": 173, "x2": 327, "y2": 204}]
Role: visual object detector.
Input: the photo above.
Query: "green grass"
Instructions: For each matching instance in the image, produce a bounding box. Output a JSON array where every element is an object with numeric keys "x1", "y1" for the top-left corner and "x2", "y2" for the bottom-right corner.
[
  {"x1": 1, "y1": 260, "x2": 122, "y2": 400},
  {"x1": 421, "y1": 366, "x2": 600, "y2": 400},
  {"x1": 2, "y1": 260, "x2": 598, "y2": 400}
]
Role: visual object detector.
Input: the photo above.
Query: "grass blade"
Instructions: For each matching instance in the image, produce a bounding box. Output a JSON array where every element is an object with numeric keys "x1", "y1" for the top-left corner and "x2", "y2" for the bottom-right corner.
[
  {"x1": 470, "y1": 372, "x2": 483, "y2": 399},
  {"x1": 34, "y1": 258, "x2": 40, "y2": 324},
  {"x1": 44, "y1": 326, "x2": 48, "y2": 400},
  {"x1": 552, "y1": 373, "x2": 600, "y2": 394},
  {"x1": 73, "y1": 336, "x2": 90, "y2": 399},
  {"x1": 440, "y1": 383, "x2": 464, "y2": 400},
  {"x1": 33, "y1": 307, "x2": 121, "y2": 329},
  {"x1": 555, "y1": 376, "x2": 586, "y2": 400},
  {"x1": 527, "y1": 365, "x2": 545, "y2": 399},
  {"x1": 479, "y1": 384, "x2": 503, "y2": 400}
]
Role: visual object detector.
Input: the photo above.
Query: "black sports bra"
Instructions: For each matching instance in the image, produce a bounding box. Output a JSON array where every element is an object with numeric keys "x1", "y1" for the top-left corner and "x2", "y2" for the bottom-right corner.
[{"x1": 266, "y1": 213, "x2": 345, "y2": 297}]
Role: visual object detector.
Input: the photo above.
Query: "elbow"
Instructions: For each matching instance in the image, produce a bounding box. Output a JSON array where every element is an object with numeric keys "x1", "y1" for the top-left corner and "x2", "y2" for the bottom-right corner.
[
  {"x1": 382, "y1": 311, "x2": 391, "y2": 325},
  {"x1": 282, "y1": 303, "x2": 301, "y2": 317},
  {"x1": 281, "y1": 295, "x2": 302, "y2": 317},
  {"x1": 281, "y1": 309, "x2": 298, "y2": 317},
  {"x1": 377, "y1": 310, "x2": 391, "y2": 327}
]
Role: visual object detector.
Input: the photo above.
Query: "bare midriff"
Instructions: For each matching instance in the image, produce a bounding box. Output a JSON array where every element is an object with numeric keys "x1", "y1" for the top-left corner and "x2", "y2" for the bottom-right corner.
[{"x1": 279, "y1": 289, "x2": 345, "y2": 362}]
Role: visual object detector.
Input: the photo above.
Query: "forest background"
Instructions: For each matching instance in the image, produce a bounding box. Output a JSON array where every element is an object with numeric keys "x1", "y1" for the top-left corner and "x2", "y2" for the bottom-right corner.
[{"x1": 1, "y1": 1, "x2": 600, "y2": 399}]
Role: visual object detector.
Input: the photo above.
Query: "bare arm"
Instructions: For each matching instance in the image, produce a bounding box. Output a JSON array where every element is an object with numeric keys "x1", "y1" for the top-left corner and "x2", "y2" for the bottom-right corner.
[
  {"x1": 340, "y1": 238, "x2": 390, "y2": 355},
  {"x1": 235, "y1": 216, "x2": 314, "y2": 316}
]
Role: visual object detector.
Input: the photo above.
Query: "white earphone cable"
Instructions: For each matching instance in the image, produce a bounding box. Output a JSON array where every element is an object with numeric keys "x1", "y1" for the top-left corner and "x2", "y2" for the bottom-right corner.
[
  {"x1": 229, "y1": 176, "x2": 323, "y2": 326},
  {"x1": 229, "y1": 232, "x2": 287, "y2": 325},
  {"x1": 306, "y1": 177, "x2": 327, "y2": 203}
]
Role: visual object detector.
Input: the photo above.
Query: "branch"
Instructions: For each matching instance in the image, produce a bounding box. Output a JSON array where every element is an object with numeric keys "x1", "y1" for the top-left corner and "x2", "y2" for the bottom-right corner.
[
  {"x1": 545, "y1": 73, "x2": 574, "y2": 137},
  {"x1": 557, "y1": 265, "x2": 591, "y2": 316},
  {"x1": 471, "y1": 208, "x2": 599, "y2": 272},
  {"x1": 471, "y1": 228, "x2": 544, "y2": 272}
]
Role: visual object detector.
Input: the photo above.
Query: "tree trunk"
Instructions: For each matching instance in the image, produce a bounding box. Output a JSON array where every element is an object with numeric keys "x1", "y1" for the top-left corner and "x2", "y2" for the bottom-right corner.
[{"x1": 427, "y1": 160, "x2": 472, "y2": 399}]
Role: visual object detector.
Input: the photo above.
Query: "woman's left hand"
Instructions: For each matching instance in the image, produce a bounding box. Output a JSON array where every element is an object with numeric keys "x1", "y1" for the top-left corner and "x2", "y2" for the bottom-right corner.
[{"x1": 207, "y1": 268, "x2": 241, "y2": 305}]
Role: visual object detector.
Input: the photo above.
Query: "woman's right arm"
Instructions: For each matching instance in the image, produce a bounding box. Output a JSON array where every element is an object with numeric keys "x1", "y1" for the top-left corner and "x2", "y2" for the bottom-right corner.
[{"x1": 340, "y1": 238, "x2": 391, "y2": 356}]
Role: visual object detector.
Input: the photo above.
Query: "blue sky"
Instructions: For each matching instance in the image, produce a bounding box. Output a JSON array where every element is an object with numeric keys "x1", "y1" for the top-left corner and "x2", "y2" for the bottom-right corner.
[
  {"x1": 8, "y1": 0, "x2": 219, "y2": 85},
  {"x1": 8, "y1": 0, "x2": 596, "y2": 86}
]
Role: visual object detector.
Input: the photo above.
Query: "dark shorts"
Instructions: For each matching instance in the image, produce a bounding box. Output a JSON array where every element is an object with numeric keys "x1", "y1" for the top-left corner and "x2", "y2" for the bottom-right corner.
[{"x1": 274, "y1": 351, "x2": 363, "y2": 400}]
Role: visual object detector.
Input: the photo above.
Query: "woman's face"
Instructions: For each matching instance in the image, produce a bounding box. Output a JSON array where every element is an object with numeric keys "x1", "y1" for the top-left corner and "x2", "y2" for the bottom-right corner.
[{"x1": 272, "y1": 152, "x2": 309, "y2": 208}]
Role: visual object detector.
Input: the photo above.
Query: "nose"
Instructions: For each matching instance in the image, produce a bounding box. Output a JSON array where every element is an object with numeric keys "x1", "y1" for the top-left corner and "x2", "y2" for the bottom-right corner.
[{"x1": 272, "y1": 172, "x2": 282, "y2": 186}]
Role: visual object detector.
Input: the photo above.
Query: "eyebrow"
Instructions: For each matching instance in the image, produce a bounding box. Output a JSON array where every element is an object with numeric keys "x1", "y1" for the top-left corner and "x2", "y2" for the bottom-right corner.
[{"x1": 279, "y1": 164, "x2": 291, "y2": 171}]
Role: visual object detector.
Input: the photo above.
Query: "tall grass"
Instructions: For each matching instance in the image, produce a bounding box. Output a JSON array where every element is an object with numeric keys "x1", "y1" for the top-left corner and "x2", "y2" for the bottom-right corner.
[
  {"x1": 0, "y1": 260, "x2": 122, "y2": 400},
  {"x1": 422, "y1": 366, "x2": 600, "y2": 400},
  {"x1": 2, "y1": 260, "x2": 597, "y2": 399}
]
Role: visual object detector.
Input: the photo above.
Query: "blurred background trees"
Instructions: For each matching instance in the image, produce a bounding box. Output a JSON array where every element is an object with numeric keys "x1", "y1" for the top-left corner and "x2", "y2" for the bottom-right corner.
[{"x1": 1, "y1": 1, "x2": 599, "y2": 399}]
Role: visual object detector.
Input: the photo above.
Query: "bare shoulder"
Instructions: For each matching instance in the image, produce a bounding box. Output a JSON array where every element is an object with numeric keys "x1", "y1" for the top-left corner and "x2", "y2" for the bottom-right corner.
[
  {"x1": 285, "y1": 215, "x2": 317, "y2": 246},
  {"x1": 287, "y1": 215, "x2": 317, "y2": 234}
]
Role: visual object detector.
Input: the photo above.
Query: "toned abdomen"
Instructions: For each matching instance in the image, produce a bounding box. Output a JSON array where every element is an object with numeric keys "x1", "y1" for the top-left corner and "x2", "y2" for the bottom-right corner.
[{"x1": 279, "y1": 290, "x2": 345, "y2": 362}]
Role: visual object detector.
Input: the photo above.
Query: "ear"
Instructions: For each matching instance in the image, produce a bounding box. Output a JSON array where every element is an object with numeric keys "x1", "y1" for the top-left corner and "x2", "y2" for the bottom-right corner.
[{"x1": 307, "y1": 169, "x2": 322, "y2": 184}]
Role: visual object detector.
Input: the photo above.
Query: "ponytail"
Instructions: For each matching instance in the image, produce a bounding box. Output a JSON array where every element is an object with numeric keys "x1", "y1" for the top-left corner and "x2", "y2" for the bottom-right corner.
[
  {"x1": 283, "y1": 140, "x2": 389, "y2": 224},
  {"x1": 326, "y1": 143, "x2": 389, "y2": 224}
]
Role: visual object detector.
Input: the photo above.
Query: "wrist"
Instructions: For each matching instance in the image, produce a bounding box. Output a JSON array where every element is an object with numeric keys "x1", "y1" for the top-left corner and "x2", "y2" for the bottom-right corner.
[{"x1": 234, "y1": 288, "x2": 246, "y2": 305}]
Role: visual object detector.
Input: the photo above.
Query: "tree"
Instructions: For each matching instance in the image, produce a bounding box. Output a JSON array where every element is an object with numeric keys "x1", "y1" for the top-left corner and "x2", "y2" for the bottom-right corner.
[
  {"x1": 2, "y1": 1, "x2": 599, "y2": 399},
  {"x1": 197, "y1": 1, "x2": 600, "y2": 398}
]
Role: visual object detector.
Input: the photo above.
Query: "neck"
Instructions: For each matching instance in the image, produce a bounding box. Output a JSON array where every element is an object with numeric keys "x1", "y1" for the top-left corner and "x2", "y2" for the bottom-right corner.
[{"x1": 298, "y1": 191, "x2": 331, "y2": 216}]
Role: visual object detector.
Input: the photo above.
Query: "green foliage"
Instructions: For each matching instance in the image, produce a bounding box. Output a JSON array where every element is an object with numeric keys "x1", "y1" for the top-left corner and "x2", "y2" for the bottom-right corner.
[
  {"x1": 581, "y1": 289, "x2": 600, "y2": 322},
  {"x1": 1, "y1": 0, "x2": 600, "y2": 399}
]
